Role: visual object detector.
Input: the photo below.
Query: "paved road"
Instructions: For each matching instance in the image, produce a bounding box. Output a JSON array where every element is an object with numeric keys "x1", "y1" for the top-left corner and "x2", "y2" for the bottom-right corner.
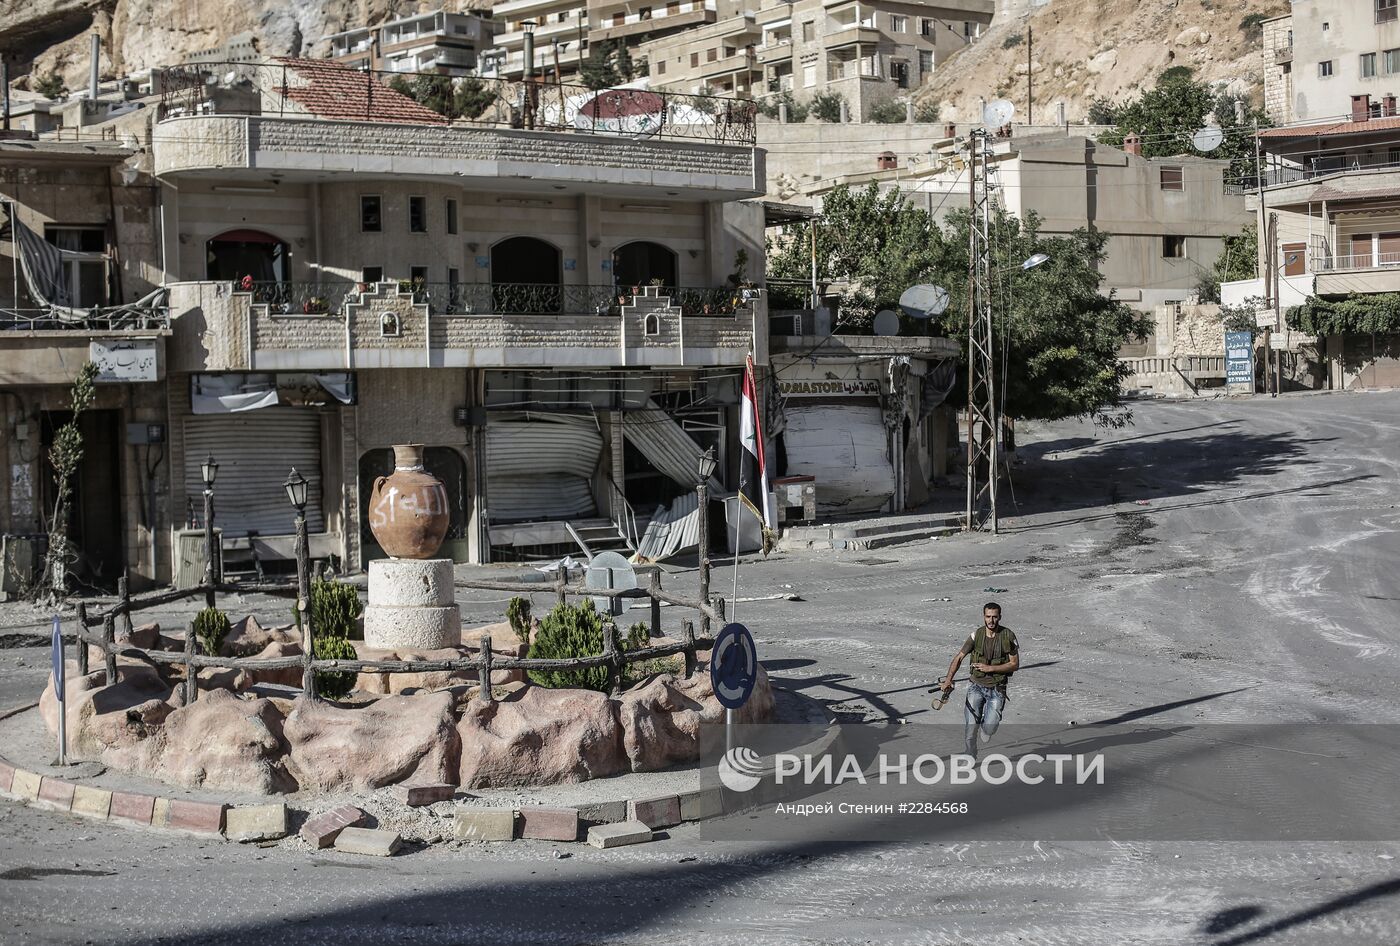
[{"x1": 2, "y1": 393, "x2": 1399, "y2": 945}]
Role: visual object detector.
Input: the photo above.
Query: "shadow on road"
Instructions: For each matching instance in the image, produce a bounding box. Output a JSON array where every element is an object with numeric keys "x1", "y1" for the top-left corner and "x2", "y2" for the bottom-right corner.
[{"x1": 1204, "y1": 877, "x2": 1400, "y2": 946}]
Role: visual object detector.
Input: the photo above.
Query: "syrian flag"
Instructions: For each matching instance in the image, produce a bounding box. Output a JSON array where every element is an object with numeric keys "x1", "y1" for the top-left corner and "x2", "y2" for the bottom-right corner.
[{"x1": 738, "y1": 355, "x2": 776, "y2": 530}]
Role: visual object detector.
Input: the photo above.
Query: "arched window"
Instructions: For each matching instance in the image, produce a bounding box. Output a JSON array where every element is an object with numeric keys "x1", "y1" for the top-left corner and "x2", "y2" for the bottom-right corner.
[
  {"x1": 206, "y1": 229, "x2": 289, "y2": 284},
  {"x1": 612, "y1": 240, "x2": 678, "y2": 291},
  {"x1": 491, "y1": 236, "x2": 562, "y2": 313}
]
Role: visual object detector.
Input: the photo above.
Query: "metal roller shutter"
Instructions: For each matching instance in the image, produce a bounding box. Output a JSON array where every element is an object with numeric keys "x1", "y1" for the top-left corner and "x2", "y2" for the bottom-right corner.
[
  {"x1": 783, "y1": 404, "x2": 894, "y2": 515},
  {"x1": 183, "y1": 409, "x2": 326, "y2": 536},
  {"x1": 622, "y1": 399, "x2": 724, "y2": 492},
  {"x1": 485, "y1": 415, "x2": 603, "y2": 522}
]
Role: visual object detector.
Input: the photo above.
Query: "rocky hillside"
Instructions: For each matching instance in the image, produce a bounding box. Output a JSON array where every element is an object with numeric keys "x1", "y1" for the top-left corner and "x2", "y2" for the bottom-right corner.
[
  {"x1": 0, "y1": 0, "x2": 472, "y2": 90},
  {"x1": 917, "y1": 0, "x2": 1289, "y2": 124}
]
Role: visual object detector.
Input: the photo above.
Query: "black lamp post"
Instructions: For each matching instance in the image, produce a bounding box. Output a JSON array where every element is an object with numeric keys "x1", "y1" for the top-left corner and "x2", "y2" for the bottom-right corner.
[
  {"x1": 696, "y1": 446, "x2": 717, "y2": 636},
  {"x1": 284, "y1": 467, "x2": 314, "y2": 698},
  {"x1": 201, "y1": 454, "x2": 219, "y2": 607}
]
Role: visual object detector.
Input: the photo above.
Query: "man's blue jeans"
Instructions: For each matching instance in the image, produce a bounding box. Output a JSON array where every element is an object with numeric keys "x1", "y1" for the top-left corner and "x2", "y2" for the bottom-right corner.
[{"x1": 964, "y1": 683, "x2": 1005, "y2": 757}]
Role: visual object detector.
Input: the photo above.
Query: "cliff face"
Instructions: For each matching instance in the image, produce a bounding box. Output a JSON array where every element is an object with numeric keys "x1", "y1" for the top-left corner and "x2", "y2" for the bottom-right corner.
[
  {"x1": 0, "y1": 0, "x2": 448, "y2": 88},
  {"x1": 918, "y1": 0, "x2": 1290, "y2": 123}
]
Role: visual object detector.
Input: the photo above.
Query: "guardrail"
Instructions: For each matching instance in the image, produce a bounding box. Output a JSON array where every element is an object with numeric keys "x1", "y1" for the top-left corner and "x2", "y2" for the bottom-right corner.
[
  {"x1": 0, "y1": 304, "x2": 170, "y2": 332},
  {"x1": 154, "y1": 60, "x2": 758, "y2": 147},
  {"x1": 238, "y1": 280, "x2": 745, "y2": 317}
]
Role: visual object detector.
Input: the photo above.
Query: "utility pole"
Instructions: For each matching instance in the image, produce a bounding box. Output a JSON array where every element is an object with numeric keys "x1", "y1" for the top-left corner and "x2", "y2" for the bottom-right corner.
[
  {"x1": 964, "y1": 129, "x2": 998, "y2": 533},
  {"x1": 1026, "y1": 23, "x2": 1033, "y2": 126},
  {"x1": 1270, "y1": 212, "x2": 1282, "y2": 397}
]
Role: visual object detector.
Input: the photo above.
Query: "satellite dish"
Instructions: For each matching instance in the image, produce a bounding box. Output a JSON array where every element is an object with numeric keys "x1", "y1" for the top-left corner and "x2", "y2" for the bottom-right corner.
[
  {"x1": 585, "y1": 550, "x2": 636, "y2": 618},
  {"x1": 874, "y1": 310, "x2": 900, "y2": 336},
  {"x1": 982, "y1": 98, "x2": 1015, "y2": 129},
  {"x1": 898, "y1": 284, "x2": 950, "y2": 319},
  {"x1": 1191, "y1": 125, "x2": 1224, "y2": 152}
]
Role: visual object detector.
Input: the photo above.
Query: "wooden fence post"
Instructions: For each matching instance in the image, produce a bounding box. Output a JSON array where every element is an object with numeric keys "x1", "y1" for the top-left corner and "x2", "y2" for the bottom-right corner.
[
  {"x1": 75, "y1": 602, "x2": 89, "y2": 676},
  {"x1": 183, "y1": 619, "x2": 197, "y2": 704},
  {"x1": 101, "y1": 613, "x2": 117, "y2": 685},
  {"x1": 117, "y1": 575, "x2": 133, "y2": 640},
  {"x1": 478, "y1": 634, "x2": 494, "y2": 704},
  {"x1": 556, "y1": 564, "x2": 568, "y2": 607},
  {"x1": 681, "y1": 618, "x2": 696, "y2": 679},
  {"x1": 649, "y1": 571, "x2": 661, "y2": 637},
  {"x1": 604, "y1": 621, "x2": 622, "y2": 695},
  {"x1": 714, "y1": 596, "x2": 726, "y2": 625}
]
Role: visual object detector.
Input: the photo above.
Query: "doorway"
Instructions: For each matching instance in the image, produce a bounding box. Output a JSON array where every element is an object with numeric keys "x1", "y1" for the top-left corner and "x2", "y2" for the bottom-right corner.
[
  {"x1": 40, "y1": 408, "x2": 124, "y2": 588},
  {"x1": 491, "y1": 237, "x2": 562, "y2": 313},
  {"x1": 206, "y1": 229, "x2": 289, "y2": 284},
  {"x1": 612, "y1": 241, "x2": 678, "y2": 290}
]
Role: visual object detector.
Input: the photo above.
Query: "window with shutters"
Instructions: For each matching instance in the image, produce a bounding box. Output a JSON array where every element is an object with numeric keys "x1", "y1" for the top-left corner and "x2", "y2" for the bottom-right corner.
[
  {"x1": 1362, "y1": 52, "x2": 1379, "y2": 78},
  {"x1": 1160, "y1": 166, "x2": 1184, "y2": 191}
]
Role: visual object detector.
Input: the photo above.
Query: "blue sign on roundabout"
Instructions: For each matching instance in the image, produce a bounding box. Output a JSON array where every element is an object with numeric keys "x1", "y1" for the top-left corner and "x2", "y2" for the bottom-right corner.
[{"x1": 711, "y1": 622, "x2": 758, "y2": 710}]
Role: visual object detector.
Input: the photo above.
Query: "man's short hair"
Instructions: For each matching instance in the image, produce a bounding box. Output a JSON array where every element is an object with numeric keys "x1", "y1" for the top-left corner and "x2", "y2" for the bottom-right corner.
[{"x1": 983, "y1": 602, "x2": 1002, "y2": 614}]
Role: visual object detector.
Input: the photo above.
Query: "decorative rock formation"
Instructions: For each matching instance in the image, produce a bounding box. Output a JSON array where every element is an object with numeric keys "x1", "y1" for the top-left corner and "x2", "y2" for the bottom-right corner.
[
  {"x1": 283, "y1": 691, "x2": 461, "y2": 792},
  {"x1": 458, "y1": 686, "x2": 625, "y2": 788}
]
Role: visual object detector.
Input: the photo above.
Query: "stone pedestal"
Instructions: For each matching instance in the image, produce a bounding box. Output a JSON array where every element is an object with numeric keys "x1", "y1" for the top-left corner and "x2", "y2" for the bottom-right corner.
[{"x1": 364, "y1": 558, "x2": 461, "y2": 650}]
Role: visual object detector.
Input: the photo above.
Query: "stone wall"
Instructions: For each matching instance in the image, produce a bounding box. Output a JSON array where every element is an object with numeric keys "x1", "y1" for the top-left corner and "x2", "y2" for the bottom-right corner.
[{"x1": 155, "y1": 116, "x2": 761, "y2": 195}]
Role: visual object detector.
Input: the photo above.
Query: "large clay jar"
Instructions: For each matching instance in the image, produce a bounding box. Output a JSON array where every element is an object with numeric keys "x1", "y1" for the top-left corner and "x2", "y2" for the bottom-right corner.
[{"x1": 368, "y1": 444, "x2": 451, "y2": 559}]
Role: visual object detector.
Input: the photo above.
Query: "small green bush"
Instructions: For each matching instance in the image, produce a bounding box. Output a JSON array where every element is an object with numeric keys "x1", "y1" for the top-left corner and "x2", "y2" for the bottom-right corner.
[
  {"x1": 626, "y1": 622, "x2": 650, "y2": 651},
  {"x1": 810, "y1": 90, "x2": 846, "y2": 123},
  {"x1": 757, "y1": 90, "x2": 808, "y2": 122},
  {"x1": 506, "y1": 596, "x2": 532, "y2": 644},
  {"x1": 297, "y1": 578, "x2": 363, "y2": 640},
  {"x1": 313, "y1": 634, "x2": 358, "y2": 699},
  {"x1": 34, "y1": 73, "x2": 67, "y2": 99},
  {"x1": 1001, "y1": 32, "x2": 1024, "y2": 49},
  {"x1": 913, "y1": 100, "x2": 941, "y2": 124},
  {"x1": 193, "y1": 607, "x2": 231, "y2": 656},
  {"x1": 869, "y1": 99, "x2": 907, "y2": 124},
  {"x1": 526, "y1": 599, "x2": 613, "y2": 692}
]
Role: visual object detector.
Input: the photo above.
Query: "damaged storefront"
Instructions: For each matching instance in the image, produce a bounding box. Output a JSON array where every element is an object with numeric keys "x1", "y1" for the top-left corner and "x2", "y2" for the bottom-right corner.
[
  {"x1": 771, "y1": 339, "x2": 958, "y2": 517},
  {"x1": 478, "y1": 369, "x2": 736, "y2": 562}
]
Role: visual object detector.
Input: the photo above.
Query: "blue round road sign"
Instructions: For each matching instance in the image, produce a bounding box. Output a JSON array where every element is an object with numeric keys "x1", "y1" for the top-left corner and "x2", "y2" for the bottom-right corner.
[{"x1": 711, "y1": 622, "x2": 757, "y2": 710}]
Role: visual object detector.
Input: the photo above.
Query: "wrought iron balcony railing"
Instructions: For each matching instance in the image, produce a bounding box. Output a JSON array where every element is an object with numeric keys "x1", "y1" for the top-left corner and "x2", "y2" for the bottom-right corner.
[{"x1": 236, "y1": 281, "x2": 746, "y2": 317}]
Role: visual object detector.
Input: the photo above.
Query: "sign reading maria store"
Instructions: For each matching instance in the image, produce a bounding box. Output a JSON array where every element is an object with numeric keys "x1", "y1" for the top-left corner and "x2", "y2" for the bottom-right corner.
[{"x1": 778, "y1": 379, "x2": 882, "y2": 398}]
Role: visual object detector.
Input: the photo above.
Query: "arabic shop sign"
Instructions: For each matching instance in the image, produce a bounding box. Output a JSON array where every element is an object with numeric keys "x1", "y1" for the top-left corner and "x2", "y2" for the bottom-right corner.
[
  {"x1": 778, "y1": 379, "x2": 882, "y2": 398},
  {"x1": 89, "y1": 339, "x2": 159, "y2": 383}
]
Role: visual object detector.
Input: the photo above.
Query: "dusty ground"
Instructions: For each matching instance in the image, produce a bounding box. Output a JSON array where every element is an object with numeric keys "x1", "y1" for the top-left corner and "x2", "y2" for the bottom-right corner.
[{"x1": 1, "y1": 392, "x2": 1399, "y2": 945}]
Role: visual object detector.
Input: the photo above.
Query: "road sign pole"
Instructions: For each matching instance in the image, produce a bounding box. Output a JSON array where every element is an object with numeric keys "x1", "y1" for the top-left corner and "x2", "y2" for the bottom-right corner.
[{"x1": 52, "y1": 614, "x2": 66, "y2": 766}]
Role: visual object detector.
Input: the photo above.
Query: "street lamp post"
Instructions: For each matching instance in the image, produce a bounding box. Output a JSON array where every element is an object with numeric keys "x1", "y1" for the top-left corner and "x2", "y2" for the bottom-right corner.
[
  {"x1": 1003, "y1": 253, "x2": 1051, "y2": 457},
  {"x1": 522, "y1": 20, "x2": 537, "y2": 129},
  {"x1": 696, "y1": 446, "x2": 717, "y2": 638},
  {"x1": 201, "y1": 454, "x2": 218, "y2": 608},
  {"x1": 284, "y1": 468, "x2": 314, "y2": 699}
]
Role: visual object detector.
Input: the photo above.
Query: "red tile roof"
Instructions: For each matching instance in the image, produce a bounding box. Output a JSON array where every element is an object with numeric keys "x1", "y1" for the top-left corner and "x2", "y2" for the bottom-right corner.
[
  {"x1": 1258, "y1": 116, "x2": 1400, "y2": 138},
  {"x1": 269, "y1": 57, "x2": 450, "y2": 125}
]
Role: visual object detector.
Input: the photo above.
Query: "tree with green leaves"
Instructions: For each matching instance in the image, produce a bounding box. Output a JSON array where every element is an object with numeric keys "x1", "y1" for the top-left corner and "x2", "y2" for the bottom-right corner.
[
  {"x1": 1197, "y1": 224, "x2": 1258, "y2": 303},
  {"x1": 37, "y1": 361, "x2": 99, "y2": 602},
  {"x1": 766, "y1": 183, "x2": 1153, "y2": 425},
  {"x1": 810, "y1": 90, "x2": 845, "y2": 123},
  {"x1": 581, "y1": 40, "x2": 621, "y2": 90},
  {"x1": 767, "y1": 183, "x2": 940, "y2": 330},
  {"x1": 1097, "y1": 67, "x2": 1269, "y2": 187},
  {"x1": 614, "y1": 41, "x2": 636, "y2": 82},
  {"x1": 34, "y1": 73, "x2": 67, "y2": 99},
  {"x1": 454, "y1": 76, "x2": 496, "y2": 120}
]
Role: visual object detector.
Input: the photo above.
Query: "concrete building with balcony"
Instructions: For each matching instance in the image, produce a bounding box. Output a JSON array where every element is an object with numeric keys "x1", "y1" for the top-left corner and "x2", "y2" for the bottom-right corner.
[
  {"x1": 1262, "y1": 0, "x2": 1400, "y2": 126},
  {"x1": 324, "y1": 10, "x2": 495, "y2": 76},
  {"x1": 1242, "y1": 97, "x2": 1400, "y2": 389},
  {"x1": 792, "y1": 129, "x2": 1250, "y2": 313},
  {"x1": 640, "y1": 0, "x2": 990, "y2": 118},
  {"x1": 146, "y1": 57, "x2": 768, "y2": 571},
  {"x1": 0, "y1": 137, "x2": 170, "y2": 592},
  {"x1": 482, "y1": 0, "x2": 591, "y2": 81}
]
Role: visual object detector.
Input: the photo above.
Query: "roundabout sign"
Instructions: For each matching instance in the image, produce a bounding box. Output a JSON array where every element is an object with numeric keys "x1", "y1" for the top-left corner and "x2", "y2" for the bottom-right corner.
[{"x1": 711, "y1": 622, "x2": 758, "y2": 710}]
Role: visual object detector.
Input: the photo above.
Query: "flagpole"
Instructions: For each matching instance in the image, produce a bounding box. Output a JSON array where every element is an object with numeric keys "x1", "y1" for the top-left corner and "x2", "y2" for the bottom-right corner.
[{"x1": 732, "y1": 463, "x2": 742, "y2": 624}]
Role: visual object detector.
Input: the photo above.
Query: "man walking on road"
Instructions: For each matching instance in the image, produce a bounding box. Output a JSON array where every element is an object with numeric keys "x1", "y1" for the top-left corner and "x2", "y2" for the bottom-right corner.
[{"x1": 939, "y1": 602, "x2": 1020, "y2": 758}]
